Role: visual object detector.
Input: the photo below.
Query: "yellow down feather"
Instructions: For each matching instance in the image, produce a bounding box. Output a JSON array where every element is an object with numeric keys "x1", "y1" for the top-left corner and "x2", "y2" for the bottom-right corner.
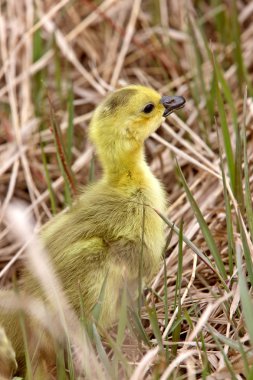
[{"x1": 0, "y1": 85, "x2": 185, "y2": 377}]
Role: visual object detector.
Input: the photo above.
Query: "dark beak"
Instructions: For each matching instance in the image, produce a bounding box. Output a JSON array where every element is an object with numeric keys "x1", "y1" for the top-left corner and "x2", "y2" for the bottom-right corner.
[{"x1": 160, "y1": 95, "x2": 186, "y2": 117}]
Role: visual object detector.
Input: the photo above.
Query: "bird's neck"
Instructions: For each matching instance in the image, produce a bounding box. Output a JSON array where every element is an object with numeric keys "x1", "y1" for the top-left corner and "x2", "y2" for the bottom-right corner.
[{"x1": 98, "y1": 145, "x2": 152, "y2": 189}]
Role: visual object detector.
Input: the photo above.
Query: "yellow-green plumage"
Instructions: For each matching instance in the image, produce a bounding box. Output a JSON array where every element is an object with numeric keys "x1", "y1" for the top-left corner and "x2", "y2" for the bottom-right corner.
[{"x1": 0, "y1": 85, "x2": 185, "y2": 376}]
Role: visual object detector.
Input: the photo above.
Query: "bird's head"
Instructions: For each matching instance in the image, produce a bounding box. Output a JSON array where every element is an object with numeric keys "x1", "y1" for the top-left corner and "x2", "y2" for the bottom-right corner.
[{"x1": 89, "y1": 85, "x2": 185, "y2": 155}]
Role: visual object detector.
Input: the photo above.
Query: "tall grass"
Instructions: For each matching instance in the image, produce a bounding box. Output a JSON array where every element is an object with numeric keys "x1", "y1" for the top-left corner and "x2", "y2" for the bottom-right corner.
[{"x1": 0, "y1": 0, "x2": 253, "y2": 379}]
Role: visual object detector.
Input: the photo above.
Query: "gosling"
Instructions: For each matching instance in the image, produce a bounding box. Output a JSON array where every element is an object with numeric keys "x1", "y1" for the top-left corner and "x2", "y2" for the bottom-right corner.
[{"x1": 0, "y1": 85, "x2": 185, "y2": 377}]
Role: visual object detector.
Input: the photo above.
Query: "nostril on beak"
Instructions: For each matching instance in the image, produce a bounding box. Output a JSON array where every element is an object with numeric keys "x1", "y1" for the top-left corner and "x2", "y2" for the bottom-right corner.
[{"x1": 160, "y1": 95, "x2": 186, "y2": 117}]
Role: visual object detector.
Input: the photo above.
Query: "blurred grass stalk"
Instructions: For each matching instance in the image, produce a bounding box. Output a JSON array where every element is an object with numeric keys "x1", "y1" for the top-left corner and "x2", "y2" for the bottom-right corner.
[{"x1": 3, "y1": 204, "x2": 105, "y2": 379}]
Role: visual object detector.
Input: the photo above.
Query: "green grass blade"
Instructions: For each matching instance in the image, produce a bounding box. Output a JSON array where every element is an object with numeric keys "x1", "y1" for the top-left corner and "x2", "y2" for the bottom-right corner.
[
  {"x1": 187, "y1": 19, "x2": 206, "y2": 102},
  {"x1": 200, "y1": 333, "x2": 210, "y2": 378},
  {"x1": 211, "y1": 0, "x2": 228, "y2": 44},
  {"x1": 231, "y1": 0, "x2": 247, "y2": 95},
  {"x1": 172, "y1": 220, "x2": 183, "y2": 357},
  {"x1": 212, "y1": 53, "x2": 235, "y2": 191},
  {"x1": 208, "y1": 325, "x2": 245, "y2": 351},
  {"x1": 154, "y1": 211, "x2": 205, "y2": 267},
  {"x1": 93, "y1": 323, "x2": 113, "y2": 378},
  {"x1": 216, "y1": 125, "x2": 235, "y2": 276},
  {"x1": 188, "y1": 17, "x2": 217, "y2": 125},
  {"x1": 146, "y1": 303, "x2": 164, "y2": 351},
  {"x1": 174, "y1": 219, "x2": 183, "y2": 310},
  {"x1": 175, "y1": 161, "x2": 227, "y2": 280},
  {"x1": 242, "y1": 88, "x2": 253, "y2": 241},
  {"x1": 18, "y1": 310, "x2": 32, "y2": 380},
  {"x1": 220, "y1": 165, "x2": 235, "y2": 276},
  {"x1": 163, "y1": 226, "x2": 174, "y2": 329},
  {"x1": 106, "y1": 335, "x2": 131, "y2": 379},
  {"x1": 195, "y1": 19, "x2": 238, "y2": 134},
  {"x1": 237, "y1": 214, "x2": 253, "y2": 288},
  {"x1": 154, "y1": 208, "x2": 225, "y2": 284},
  {"x1": 209, "y1": 327, "x2": 238, "y2": 380},
  {"x1": 116, "y1": 287, "x2": 128, "y2": 347},
  {"x1": 234, "y1": 125, "x2": 244, "y2": 213},
  {"x1": 56, "y1": 346, "x2": 67, "y2": 380},
  {"x1": 215, "y1": 64, "x2": 237, "y2": 132},
  {"x1": 53, "y1": 36, "x2": 63, "y2": 100},
  {"x1": 208, "y1": 323, "x2": 249, "y2": 377},
  {"x1": 113, "y1": 287, "x2": 128, "y2": 379},
  {"x1": 91, "y1": 272, "x2": 108, "y2": 324},
  {"x1": 33, "y1": 27, "x2": 45, "y2": 116},
  {"x1": 236, "y1": 245, "x2": 253, "y2": 347},
  {"x1": 138, "y1": 205, "x2": 145, "y2": 316},
  {"x1": 66, "y1": 84, "x2": 74, "y2": 165},
  {"x1": 248, "y1": 366, "x2": 253, "y2": 379},
  {"x1": 128, "y1": 308, "x2": 150, "y2": 346},
  {"x1": 65, "y1": 333, "x2": 75, "y2": 380}
]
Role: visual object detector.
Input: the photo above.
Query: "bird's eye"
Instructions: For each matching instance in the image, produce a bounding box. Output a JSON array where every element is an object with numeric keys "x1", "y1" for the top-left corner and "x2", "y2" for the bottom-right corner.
[{"x1": 143, "y1": 103, "x2": 154, "y2": 114}]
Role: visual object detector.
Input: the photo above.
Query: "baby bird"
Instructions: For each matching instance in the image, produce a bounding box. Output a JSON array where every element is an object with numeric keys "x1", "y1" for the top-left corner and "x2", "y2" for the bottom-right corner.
[{"x1": 0, "y1": 85, "x2": 185, "y2": 376}]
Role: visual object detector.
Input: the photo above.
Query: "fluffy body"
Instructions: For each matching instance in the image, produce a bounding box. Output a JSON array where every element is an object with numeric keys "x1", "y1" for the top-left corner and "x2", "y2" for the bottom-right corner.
[{"x1": 0, "y1": 85, "x2": 182, "y2": 376}]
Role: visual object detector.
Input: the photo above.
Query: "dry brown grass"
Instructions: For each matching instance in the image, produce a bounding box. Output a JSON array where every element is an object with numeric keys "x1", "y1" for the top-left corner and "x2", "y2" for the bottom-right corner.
[{"x1": 1, "y1": 0, "x2": 253, "y2": 379}]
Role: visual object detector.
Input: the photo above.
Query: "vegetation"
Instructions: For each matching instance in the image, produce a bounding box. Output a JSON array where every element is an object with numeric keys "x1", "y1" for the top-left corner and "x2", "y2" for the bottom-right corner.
[{"x1": 0, "y1": 0, "x2": 253, "y2": 379}]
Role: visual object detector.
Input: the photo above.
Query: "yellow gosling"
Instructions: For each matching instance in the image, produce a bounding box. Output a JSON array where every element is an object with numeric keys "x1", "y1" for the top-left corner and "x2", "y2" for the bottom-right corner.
[{"x1": 0, "y1": 85, "x2": 185, "y2": 377}]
